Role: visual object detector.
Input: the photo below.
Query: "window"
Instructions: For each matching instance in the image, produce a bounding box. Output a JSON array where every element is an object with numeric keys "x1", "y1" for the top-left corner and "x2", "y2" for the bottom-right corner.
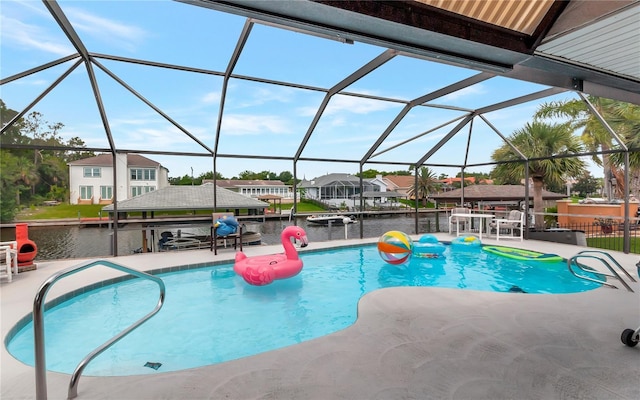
[
  {"x1": 130, "y1": 168, "x2": 156, "y2": 181},
  {"x1": 100, "y1": 186, "x2": 113, "y2": 200},
  {"x1": 83, "y1": 167, "x2": 101, "y2": 177},
  {"x1": 131, "y1": 186, "x2": 155, "y2": 197},
  {"x1": 80, "y1": 186, "x2": 93, "y2": 200}
]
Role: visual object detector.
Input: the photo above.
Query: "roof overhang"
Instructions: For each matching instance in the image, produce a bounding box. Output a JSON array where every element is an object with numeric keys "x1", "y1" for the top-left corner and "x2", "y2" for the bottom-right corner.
[
  {"x1": 430, "y1": 185, "x2": 566, "y2": 202},
  {"x1": 181, "y1": 0, "x2": 640, "y2": 104}
]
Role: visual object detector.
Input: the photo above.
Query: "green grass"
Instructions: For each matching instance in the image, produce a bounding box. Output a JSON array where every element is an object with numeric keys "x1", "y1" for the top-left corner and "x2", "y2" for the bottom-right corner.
[
  {"x1": 280, "y1": 201, "x2": 325, "y2": 212},
  {"x1": 16, "y1": 205, "x2": 231, "y2": 220},
  {"x1": 15, "y1": 200, "x2": 327, "y2": 221},
  {"x1": 16, "y1": 204, "x2": 105, "y2": 220},
  {"x1": 586, "y1": 236, "x2": 640, "y2": 254},
  {"x1": 399, "y1": 199, "x2": 435, "y2": 208}
]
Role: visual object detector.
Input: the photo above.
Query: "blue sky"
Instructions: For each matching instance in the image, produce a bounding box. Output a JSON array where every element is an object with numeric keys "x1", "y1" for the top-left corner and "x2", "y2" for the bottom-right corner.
[{"x1": 1, "y1": 0, "x2": 600, "y2": 181}]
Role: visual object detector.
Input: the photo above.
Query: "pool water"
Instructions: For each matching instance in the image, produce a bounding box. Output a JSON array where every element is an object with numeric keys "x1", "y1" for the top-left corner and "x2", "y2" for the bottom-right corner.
[{"x1": 7, "y1": 244, "x2": 600, "y2": 376}]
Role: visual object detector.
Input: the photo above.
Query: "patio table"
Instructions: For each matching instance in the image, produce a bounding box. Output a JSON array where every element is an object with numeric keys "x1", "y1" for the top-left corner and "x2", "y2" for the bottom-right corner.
[{"x1": 450, "y1": 213, "x2": 495, "y2": 240}]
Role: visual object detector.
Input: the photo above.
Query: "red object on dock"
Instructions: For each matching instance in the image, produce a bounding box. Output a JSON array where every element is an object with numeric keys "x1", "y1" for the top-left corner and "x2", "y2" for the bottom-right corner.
[{"x1": 15, "y1": 223, "x2": 37, "y2": 272}]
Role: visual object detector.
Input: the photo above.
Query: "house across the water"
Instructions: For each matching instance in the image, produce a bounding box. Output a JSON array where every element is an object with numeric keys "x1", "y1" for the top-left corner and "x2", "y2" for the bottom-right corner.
[{"x1": 68, "y1": 154, "x2": 169, "y2": 205}]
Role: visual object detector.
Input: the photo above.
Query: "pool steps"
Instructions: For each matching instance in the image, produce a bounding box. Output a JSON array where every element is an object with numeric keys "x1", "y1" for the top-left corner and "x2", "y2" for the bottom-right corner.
[
  {"x1": 33, "y1": 259, "x2": 166, "y2": 400},
  {"x1": 568, "y1": 250, "x2": 636, "y2": 292}
]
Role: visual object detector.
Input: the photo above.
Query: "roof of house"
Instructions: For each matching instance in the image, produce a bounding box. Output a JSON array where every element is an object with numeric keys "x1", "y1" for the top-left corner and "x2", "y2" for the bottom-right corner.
[
  {"x1": 430, "y1": 185, "x2": 566, "y2": 201},
  {"x1": 257, "y1": 194, "x2": 283, "y2": 200},
  {"x1": 101, "y1": 183, "x2": 268, "y2": 212},
  {"x1": 68, "y1": 153, "x2": 160, "y2": 167},
  {"x1": 437, "y1": 177, "x2": 476, "y2": 184},
  {"x1": 213, "y1": 179, "x2": 288, "y2": 187},
  {"x1": 300, "y1": 173, "x2": 361, "y2": 188},
  {"x1": 438, "y1": 177, "x2": 495, "y2": 185},
  {"x1": 383, "y1": 175, "x2": 415, "y2": 189}
]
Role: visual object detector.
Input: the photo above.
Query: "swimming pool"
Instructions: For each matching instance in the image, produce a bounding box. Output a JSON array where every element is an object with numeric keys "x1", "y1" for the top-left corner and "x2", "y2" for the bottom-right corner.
[{"x1": 6, "y1": 244, "x2": 601, "y2": 376}]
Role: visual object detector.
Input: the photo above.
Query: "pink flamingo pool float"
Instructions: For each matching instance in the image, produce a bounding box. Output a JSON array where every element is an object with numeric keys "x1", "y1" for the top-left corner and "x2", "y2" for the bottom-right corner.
[{"x1": 234, "y1": 225, "x2": 309, "y2": 286}]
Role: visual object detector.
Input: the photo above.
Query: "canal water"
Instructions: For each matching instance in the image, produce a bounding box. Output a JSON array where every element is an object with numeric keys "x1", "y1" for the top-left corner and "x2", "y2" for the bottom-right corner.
[{"x1": 1, "y1": 215, "x2": 447, "y2": 261}]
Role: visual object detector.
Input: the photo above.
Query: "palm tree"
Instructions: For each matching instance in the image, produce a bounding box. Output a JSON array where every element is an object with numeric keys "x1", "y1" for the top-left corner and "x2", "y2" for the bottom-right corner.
[
  {"x1": 408, "y1": 167, "x2": 438, "y2": 207},
  {"x1": 535, "y1": 97, "x2": 640, "y2": 198},
  {"x1": 14, "y1": 156, "x2": 39, "y2": 205},
  {"x1": 491, "y1": 121, "x2": 586, "y2": 229},
  {"x1": 607, "y1": 101, "x2": 640, "y2": 198}
]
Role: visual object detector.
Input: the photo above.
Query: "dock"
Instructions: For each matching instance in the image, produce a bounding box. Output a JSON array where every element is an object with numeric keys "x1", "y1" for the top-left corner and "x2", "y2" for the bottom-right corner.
[{"x1": 1, "y1": 209, "x2": 442, "y2": 229}]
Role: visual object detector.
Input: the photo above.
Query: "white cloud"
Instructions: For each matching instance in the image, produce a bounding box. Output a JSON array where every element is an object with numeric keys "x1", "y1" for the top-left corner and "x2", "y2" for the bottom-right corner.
[
  {"x1": 296, "y1": 105, "x2": 320, "y2": 117},
  {"x1": 12, "y1": 1, "x2": 51, "y2": 18},
  {"x1": 328, "y1": 116, "x2": 347, "y2": 127},
  {"x1": 114, "y1": 126, "x2": 200, "y2": 150},
  {"x1": 65, "y1": 7, "x2": 148, "y2": 52},
  {"x1": 221, "y1": 114, "x2": 291, "y2": 135},
  {"x1": 11, "y1": 78, "x2": 50, "y2": 86},
  {"x1": 201, "y1": 91, "x2": 221, "y2": 104},
  {"x1": 293, "y1": 92, "x2": 398, "y2": 118},
  {"x1": 480, "y1": 104, "x2": 538, "y2": 136},
  {"x1": 134, "y1": 127, "x2": 187, "y2": 141},
  {"x1": 323, "y1": 132, "x2": 380, "y2": 146},
  {"x1": 110, "y1": 117, "x2": 151, "y2": 127},
  {"x1": 0, "y1": 15, "x2": 74, "y2": 56},
  {"x1": 439, "y1": 84, "x2": 487, "y2": 102},
  {"x1": 326, "y1": 94, "x2": 396, "y2": 115},
  {"x1": 232, "y1": 85, "x2": 296, "y2": 109}
]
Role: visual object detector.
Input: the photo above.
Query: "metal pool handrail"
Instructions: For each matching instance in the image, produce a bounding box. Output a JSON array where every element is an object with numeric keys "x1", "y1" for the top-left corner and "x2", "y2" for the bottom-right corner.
[
  {"x1": 568, "y1": 250, "x2": 636, "y2": 292},
  {"x1": 33, "y1": 259, "x2": 166, "y2": 400}
]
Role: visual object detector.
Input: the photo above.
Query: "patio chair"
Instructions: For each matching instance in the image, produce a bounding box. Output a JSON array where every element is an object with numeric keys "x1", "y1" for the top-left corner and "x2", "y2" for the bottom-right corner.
[
  {"x1": 490, "y1": 210, "x2": 524, "y2": 241},
  {"x1": 211, "y1": 213, "x2": 243, "y2": 255},
  {"x1": 449, "y1": 207, "x2": 471, "y2": 236},
  {"x1": 0, "y1": 241, "x2": 18, "y2": 283}
]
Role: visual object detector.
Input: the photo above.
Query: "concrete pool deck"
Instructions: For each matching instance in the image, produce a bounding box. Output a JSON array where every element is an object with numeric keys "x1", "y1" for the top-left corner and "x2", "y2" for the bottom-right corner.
[{"x1": 1, "y1": 234, "x2": 639, "y2": 399}]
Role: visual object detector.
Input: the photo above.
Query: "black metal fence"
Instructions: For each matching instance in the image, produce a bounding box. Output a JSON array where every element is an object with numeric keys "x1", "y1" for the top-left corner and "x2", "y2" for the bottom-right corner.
[{"x1": 552, "y1": 221, "x2": 640, "y2": 254}]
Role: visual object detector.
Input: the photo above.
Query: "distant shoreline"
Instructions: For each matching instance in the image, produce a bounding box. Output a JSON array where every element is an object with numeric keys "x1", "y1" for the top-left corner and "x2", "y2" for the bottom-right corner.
[{"x1": 1, "y1": 209, "x2": 437, "y2": 230}]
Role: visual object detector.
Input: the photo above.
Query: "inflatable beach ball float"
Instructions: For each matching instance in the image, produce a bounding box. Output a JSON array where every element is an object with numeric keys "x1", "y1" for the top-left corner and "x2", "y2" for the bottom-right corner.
[{"x1": 377, "y1": 230, "x2": 413, "y2": 265}]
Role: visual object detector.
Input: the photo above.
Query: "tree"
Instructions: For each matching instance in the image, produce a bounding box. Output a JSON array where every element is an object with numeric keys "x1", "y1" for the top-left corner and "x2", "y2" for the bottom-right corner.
[
  {"x1": 455, "y1": 171, "x2": 490, "y2": 183},
  {"x1": 535, "y1": 97, "x2": 640, "y2": 198},
  {"x1": 169, "y1": 174, "x2": 194, "y2": 185},
  {"x1": 357, "y1": 169, "x2": 413, "y2": 178},
  {"x1": 572, "y1": 172, "x2": 600, "y2": 198},
  {"x1": 13, "y1": 155, "x2": 39, "y2": 205},
  {"x1": 1, "y1": 101, "x2": 93, "y2": 207},
  {"x1": 357, "y1": 169, "x2": 382, "y2": 179},
  {"x1": 0, "y1": 150, "x2": 21, "y2": 221},
  {"x1": 22, "y1": 112, "x2": 60, "y2": 194},
  {"x1": 276, "y1": 171, "x2": 293, "y2": 184},
  {"x1": 236, "y1": 170, "x2": 268, "y2": 180},
  {"x1": 264, "y1": 171, "x2": 277, "y2": 180},
  {"x1": 0, "y1": 100, "x2": 26, "y2": 146},
  {"x1": 232, "y1": 170, "x2": 295, "y2": 181},
  {"x1": 65, "y1": 137, "x2": 95, "y2": 162},
  {"x1": 391, "y1": 170, "x2": 412, "y2": 176},
  {"x1": 606, "y1": 101, "x2": 640, "y2": 199},
  {"x1": 199, "y1": 171, "x2": 225, "y2": 181},
  {"x1": 491, "y1": 121, "x2": 586, "y2": 229},
  {"x1": 407, "y1": 167, "x2": 438, "y2": 207}
]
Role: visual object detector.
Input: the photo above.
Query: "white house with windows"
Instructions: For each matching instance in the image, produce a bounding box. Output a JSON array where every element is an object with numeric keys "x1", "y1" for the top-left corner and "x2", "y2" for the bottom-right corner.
[
  {"x1": 299, "y1": 173, "x2": 389, "y2": 208},
  {"x1": 213, "y1": 179, "x2": 293, "y2": 200},
  {"x1": 68, "y1": 153, "x2": 169, "y2": 205}
]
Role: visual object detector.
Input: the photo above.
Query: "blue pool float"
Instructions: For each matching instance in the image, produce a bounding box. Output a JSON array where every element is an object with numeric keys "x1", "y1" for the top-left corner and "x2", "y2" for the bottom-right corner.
[
  {"x1": 413, "y1": 234, "x2": 446, "y2": 258},
  {"x1": 450, "y1": 235, "x2": 482, "y2": 250}
]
